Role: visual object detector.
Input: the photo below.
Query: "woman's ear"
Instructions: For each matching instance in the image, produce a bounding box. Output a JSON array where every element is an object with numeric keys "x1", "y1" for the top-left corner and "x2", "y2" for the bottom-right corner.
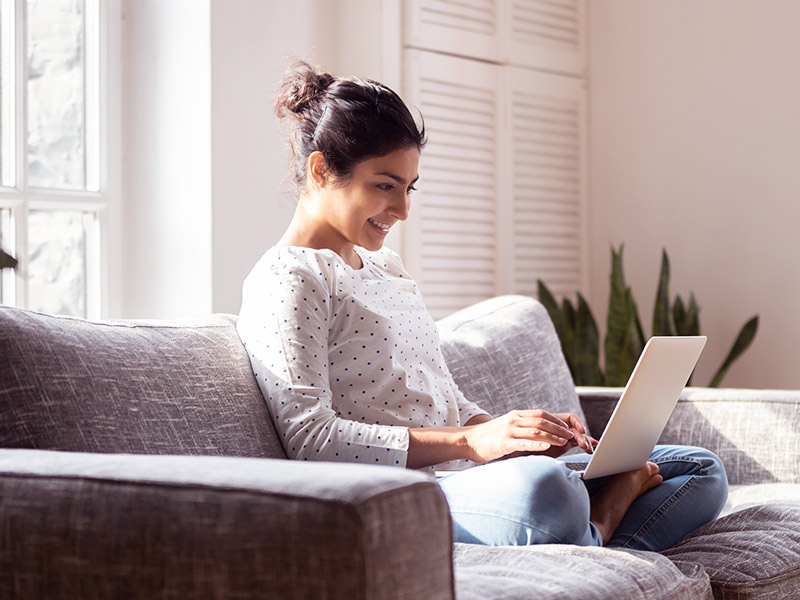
[{"x1": 307, "y1": 151, "x2": 328, "y2": 189}]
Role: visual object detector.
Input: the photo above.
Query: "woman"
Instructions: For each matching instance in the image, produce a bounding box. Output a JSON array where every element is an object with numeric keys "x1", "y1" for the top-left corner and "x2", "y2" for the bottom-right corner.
[{"x1": 237, "y1": 61, "x2": 728, "y2": 552}]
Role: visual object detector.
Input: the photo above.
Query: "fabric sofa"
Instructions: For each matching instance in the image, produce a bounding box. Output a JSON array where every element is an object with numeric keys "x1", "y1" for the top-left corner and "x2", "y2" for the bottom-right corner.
[{"x1": 1, "y1": 295, "x2": 798, "y2": 599}]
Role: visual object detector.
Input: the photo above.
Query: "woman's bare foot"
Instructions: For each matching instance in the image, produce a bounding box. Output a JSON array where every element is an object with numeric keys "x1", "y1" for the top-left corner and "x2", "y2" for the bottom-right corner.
[{"x1": 589, "y1": 462, "x2": 663, "y2": 545}]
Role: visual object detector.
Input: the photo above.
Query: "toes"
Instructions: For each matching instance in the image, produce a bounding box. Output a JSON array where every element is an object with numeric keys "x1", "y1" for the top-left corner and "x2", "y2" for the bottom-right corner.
[{"x1": 644, "y1": 474, "x2": 663, "y2": 491}]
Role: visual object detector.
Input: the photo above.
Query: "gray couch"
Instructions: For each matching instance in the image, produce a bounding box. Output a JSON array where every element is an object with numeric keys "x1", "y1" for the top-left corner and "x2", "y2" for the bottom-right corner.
[{"x1": 1, "y1": 295, "x2": 798, "y2": 599}]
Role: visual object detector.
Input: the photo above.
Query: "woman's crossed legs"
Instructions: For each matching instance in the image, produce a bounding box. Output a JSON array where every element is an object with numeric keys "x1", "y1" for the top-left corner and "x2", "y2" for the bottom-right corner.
[{"x1": 437, "y1": 445, "x2": 728, "y2": 552}]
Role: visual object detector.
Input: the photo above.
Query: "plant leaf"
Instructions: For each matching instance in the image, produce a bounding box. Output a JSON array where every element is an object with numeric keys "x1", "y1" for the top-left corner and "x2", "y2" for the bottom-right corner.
[
  {"x1": 673, "y1": 295, "x2": 687, "y2": 335},
  {"x1": 605, "y1": 245, "x2": 630, "y2": 386},
  {"x1": 653, "y1": 249, "x2": 677, "y2": 336},
  {"x1": 605, "y1": 245, "x2": 645, "y2": 386},
  {"x1": 673, "y1": 294, "x2": 701, "y2": 385},
  {"x1": 621, "y1": 288, "x2": 646, "y2": 381},
  {"x1": 0, "y1": 249, "x2": 17, "y2": 270},
  {"x1": 538, "y1": 280, "x2": 564, "y2": 340},
  {"x1": 709, "y1": 316, "x2": 759, "y2": 387},
  {"x1": 684, "y1": 293, "x2": 701, "y2": 336},
  {"x1": 538, "y1": 280, "x2": 575, "y2": 378},
  {"x1": 561, "y1": 297, "x2": 578, "y2": 379},
  {"x1": 574, "y1": 293, "x2": 604, "y2": 386}
]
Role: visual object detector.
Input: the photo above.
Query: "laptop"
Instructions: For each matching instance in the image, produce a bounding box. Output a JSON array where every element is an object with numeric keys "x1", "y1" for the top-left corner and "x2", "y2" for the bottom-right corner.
[{"x1": 578, "y1": 336, "x2": 707, "y2": 480}]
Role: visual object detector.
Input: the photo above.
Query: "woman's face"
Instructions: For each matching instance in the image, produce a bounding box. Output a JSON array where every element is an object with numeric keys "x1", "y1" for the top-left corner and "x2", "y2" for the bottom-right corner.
[{"x1": 313, "y1": 146, "x2": 420, "y2": 255}]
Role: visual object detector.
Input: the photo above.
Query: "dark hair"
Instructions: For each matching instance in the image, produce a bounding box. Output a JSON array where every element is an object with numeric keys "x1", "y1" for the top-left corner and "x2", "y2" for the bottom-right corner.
[{"x1": 274, "y1": 60, "x2": 426, "y2": 189}]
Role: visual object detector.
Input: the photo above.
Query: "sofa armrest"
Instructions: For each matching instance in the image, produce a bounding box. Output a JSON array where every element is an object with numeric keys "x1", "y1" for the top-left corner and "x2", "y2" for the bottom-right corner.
[
  {"x1": 0, "y1": 450, "x2": 454, "y2": 600},
  {"x1": 578, "y1": 387, "x2": 800, "y2": 486}
]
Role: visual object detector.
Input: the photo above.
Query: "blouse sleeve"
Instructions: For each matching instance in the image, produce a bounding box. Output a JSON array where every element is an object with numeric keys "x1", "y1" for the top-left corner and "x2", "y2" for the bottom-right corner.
[{"x1": 237, "y1": 257, "x2": 410, "y2": 466}]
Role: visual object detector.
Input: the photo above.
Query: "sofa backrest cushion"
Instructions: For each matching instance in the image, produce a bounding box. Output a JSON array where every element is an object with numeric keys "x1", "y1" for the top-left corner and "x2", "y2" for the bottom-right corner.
[
  {"x1": 0, "y1": 307, "x2": 287, "y2": 459},
  {"x1": 437, "y1": 295, "x2": 587, "y2": 431}
]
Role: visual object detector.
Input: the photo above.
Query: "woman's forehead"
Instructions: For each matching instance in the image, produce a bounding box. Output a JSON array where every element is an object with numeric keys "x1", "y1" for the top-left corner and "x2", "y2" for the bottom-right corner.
[{"x1": 358, "y1": 148, "x2": 420, "y2": 179}]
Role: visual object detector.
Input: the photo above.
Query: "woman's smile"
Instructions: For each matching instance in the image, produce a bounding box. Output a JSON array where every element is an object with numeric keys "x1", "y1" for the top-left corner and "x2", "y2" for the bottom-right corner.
[{"x1": 368, "y1": 217, "x2": 392, "y2": 235}]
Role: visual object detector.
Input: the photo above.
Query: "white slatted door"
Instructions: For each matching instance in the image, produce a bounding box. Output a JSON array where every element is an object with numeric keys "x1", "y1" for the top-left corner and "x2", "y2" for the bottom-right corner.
[
  {"x1": 505, "y1": 66, "x2": 587, "y2": 299},
  {"x1": 403, "y1": 49, "x2": 503, "y2": 319},
  {"x1": 405, "y1": 0, "x2": 501, "y2": 63},
  {"x1": 503, "y1": 0, "x2": 586, "y2": 76}
]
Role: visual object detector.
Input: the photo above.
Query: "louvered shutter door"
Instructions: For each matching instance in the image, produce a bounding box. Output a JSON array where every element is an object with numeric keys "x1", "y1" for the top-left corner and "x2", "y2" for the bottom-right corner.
[
  {"x1": 505, "y1": 66, "x2": 587, "y2": 299},
  {"x1": 403, "y1": 49, "x2": 503, "y2": 319},
  {"x1": 405, "y1": 0, "x2": 502, "y2": 63},
  {"x1": 505, "y1": 0, "x2": 585, "y2": 75}
]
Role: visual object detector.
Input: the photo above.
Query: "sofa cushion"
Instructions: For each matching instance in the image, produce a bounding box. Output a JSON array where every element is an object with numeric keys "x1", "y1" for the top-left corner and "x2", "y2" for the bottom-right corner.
[
  {"x1": 0, "y1": 307, "x2": 286, "y2": 459},
  {"x1": 454, "y1": 543, "x2": 712, "y2": 599},
  {"x1": 579, "y1": 387, "x2": 800, "y2": 485},
  {"x1": 437, "y1": 295, "x2": 587, "y2": 430},
  {"x1": 0, "y1": 449, "x2": 453, "y2": 600},
  {"x1": 663, "y1": 504, "x2": 800, "y2": 599},
  {"x1": 720, "y1": 483, "x2": 800, "y2": 517}
]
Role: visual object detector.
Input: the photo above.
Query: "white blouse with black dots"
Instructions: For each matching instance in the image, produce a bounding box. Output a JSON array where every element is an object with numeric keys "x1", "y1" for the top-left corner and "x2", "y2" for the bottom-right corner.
[{"x1": 236, "y1": 244, "x2": 490, "y2": 471}]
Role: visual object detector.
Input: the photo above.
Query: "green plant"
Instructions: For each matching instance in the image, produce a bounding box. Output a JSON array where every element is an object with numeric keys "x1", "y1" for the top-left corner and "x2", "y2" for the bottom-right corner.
[
  {"x1": 0, "y1": 248, "x2": 16, "y2": 270},
  {"x1": 538, "y1": 245, "x2": 759, "y2": 388}
]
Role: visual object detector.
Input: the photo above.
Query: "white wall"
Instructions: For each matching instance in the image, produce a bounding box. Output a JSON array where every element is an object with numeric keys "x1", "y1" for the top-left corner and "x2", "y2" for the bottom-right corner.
[
  {"x1": 209, "y1": 0, "x2": 396, "y2": 315},
  {"x1": 121, "y1": 0, "x2": 212, "y2": 318},
  {"x1": 209, "y1": 0, "x2": 336, "y2": 316},
  {"x1": 121, "y1": 0, "x2": 397, "y2": 318},
  {"x1": 589, "y1": 1, "x2": 800, "y2": 389}
]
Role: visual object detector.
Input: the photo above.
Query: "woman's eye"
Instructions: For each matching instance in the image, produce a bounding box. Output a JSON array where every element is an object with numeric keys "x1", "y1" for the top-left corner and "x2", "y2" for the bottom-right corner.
[
  {"x1": 407, "y1": 185, "x2": 417, "y2": 195},
  {"x1": 377, "y1": 184, "x2": 394, "y2": 191}
]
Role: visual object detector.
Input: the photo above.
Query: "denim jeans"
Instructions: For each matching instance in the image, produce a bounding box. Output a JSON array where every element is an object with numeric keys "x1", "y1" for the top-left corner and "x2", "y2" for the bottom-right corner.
[{"x1": 437, "y1": 445, "x2": 728, "y2": 552}]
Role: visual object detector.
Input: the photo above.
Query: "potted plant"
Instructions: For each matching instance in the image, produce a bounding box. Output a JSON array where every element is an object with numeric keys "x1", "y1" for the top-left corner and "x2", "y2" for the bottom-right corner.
[{"x1": 538, "y1": 246, "x2": 758, "y2": 388}]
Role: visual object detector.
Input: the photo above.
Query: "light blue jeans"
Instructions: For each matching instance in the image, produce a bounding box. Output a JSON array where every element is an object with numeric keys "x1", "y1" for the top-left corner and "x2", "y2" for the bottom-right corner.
[{"x1": 438, "y1": 445, "x2": 728, "y2": 552}]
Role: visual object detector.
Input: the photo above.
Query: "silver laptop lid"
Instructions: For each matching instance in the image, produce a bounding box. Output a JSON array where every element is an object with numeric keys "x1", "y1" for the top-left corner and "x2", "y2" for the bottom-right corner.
[{"x1": 581, "y1": 336, "x2": 707, "y2": 480}]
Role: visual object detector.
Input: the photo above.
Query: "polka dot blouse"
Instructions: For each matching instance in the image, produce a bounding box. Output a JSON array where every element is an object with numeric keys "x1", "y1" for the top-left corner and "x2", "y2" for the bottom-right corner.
[{"x1": 237, "y1": 245, "x2": 489, "y2": 471}]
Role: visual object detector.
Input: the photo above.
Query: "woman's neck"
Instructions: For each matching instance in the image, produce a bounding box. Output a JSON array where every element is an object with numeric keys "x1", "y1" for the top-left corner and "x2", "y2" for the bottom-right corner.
[{"x1": 277, "y1": 203, "x2": 362, "y2": 269}]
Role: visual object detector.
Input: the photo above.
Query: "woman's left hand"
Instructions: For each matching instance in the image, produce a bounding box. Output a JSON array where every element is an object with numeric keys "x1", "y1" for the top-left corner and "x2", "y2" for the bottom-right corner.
[{"x1": 535, "y1": 412, "x2": 597, "y2": 458}]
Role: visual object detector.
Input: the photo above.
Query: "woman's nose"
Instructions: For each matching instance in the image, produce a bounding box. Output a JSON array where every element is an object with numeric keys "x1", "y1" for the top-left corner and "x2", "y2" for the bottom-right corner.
[{"x1": 390, "y1": 195, "x2": 410, "y2": 221}]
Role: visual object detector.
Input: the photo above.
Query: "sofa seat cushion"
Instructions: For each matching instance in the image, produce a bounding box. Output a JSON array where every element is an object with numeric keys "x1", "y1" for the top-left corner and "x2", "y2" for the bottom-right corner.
[
  {"x1": 453, "y1": 543, "x2": 711, "y2": 600},
  {"x1": 720, "y1": 483, "x2": 800, "y2": 517},
  {"x1": 664, "y1": 504, "x2": 800, "y2": 599},
  {"x1": 0, "y1": 307, "x2": 285, "y2": 458},
  {"x1": 437, "y1": 295, "x2": 587, "y2": 430}
]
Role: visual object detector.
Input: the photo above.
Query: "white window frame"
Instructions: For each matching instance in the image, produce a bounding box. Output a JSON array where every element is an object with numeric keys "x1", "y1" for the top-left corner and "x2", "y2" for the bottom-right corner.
[{"x1": 0, "y1": 0, "x2": 120, "y2": 320}]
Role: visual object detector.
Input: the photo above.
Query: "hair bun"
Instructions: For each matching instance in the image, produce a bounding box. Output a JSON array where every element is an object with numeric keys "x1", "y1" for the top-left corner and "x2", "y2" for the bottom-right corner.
[{"x1": 275, "y1": 60, "x2": 335, "y2": 118}]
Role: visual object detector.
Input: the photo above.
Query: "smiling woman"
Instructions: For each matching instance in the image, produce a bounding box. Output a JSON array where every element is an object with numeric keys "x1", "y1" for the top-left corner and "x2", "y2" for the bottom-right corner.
[
  {"x1": 271, "y1": 61, "x2": 425, "y2": 268},
  {"x1": 279, "y1": 148, "x2": 419, "y2": 267},
  {"x1": 235, "y1": 61, "x2": 728, "y2": 554}
]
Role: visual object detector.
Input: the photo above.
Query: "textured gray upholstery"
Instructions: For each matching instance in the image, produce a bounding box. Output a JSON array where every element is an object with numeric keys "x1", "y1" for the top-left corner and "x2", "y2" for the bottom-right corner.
[
  {"x1": 1, "y1": 299, "x2": 799, "y2": 600},
  {"x1": 664, "y1": 504, "x2": 800, "y2": 599},
  {"x1": 0, "y1": 449, "x2": 453, "y2": 600},
  {"x1": 454, "y1": 543, "x2": 712, "y2": 599},
  {"x1": 578, "y1": 387, "x2": 800, "y2": 485},
  {"x1": 0, "y1": 307, "x2": 286, "y2": 459},
  {"x1": 437, "y1": 295, "x2": 587, "y2": 429}
]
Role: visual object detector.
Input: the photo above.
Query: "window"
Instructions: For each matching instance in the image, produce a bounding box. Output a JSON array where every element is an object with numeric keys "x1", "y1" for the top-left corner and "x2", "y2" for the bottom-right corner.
[{"x1": 0, "y1": 0, "x2": 109, "y2": 318}]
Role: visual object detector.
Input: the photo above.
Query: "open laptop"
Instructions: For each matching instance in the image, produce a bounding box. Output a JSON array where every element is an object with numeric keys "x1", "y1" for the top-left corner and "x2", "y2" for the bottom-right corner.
[{"x1": 578, "y1": 336, "x2": 707, "y2": 480}]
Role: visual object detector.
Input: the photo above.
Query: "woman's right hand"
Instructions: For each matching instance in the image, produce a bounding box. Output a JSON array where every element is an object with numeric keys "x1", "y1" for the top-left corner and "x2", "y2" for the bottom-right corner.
[{"x1": 462, "y1": 409, "x2": 575, "y2": 463}]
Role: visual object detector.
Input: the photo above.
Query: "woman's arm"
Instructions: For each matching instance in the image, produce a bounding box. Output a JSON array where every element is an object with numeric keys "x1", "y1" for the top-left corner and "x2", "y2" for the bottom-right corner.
[{"x1": 406, "y1": 410, "x2": 577, "y2": 470}]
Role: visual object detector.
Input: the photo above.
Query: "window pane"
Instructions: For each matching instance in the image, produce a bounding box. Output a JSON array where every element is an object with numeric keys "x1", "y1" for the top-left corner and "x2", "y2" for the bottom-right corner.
[
  {"x1": 0, "y1": 0, "x2": 15, "y2": 187},
  {"x1": 0, "y1": 207, "x2": 14, "y2": 304},
  {"x1": 27, "y1": 0, "x2": 85, "y2": 190},
  {"x1": 28, "y1": 208, "x2": 87, "y2": 317},
  {"x1": 0, "y1": 4, "x2": 4, "y2": 183}
]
